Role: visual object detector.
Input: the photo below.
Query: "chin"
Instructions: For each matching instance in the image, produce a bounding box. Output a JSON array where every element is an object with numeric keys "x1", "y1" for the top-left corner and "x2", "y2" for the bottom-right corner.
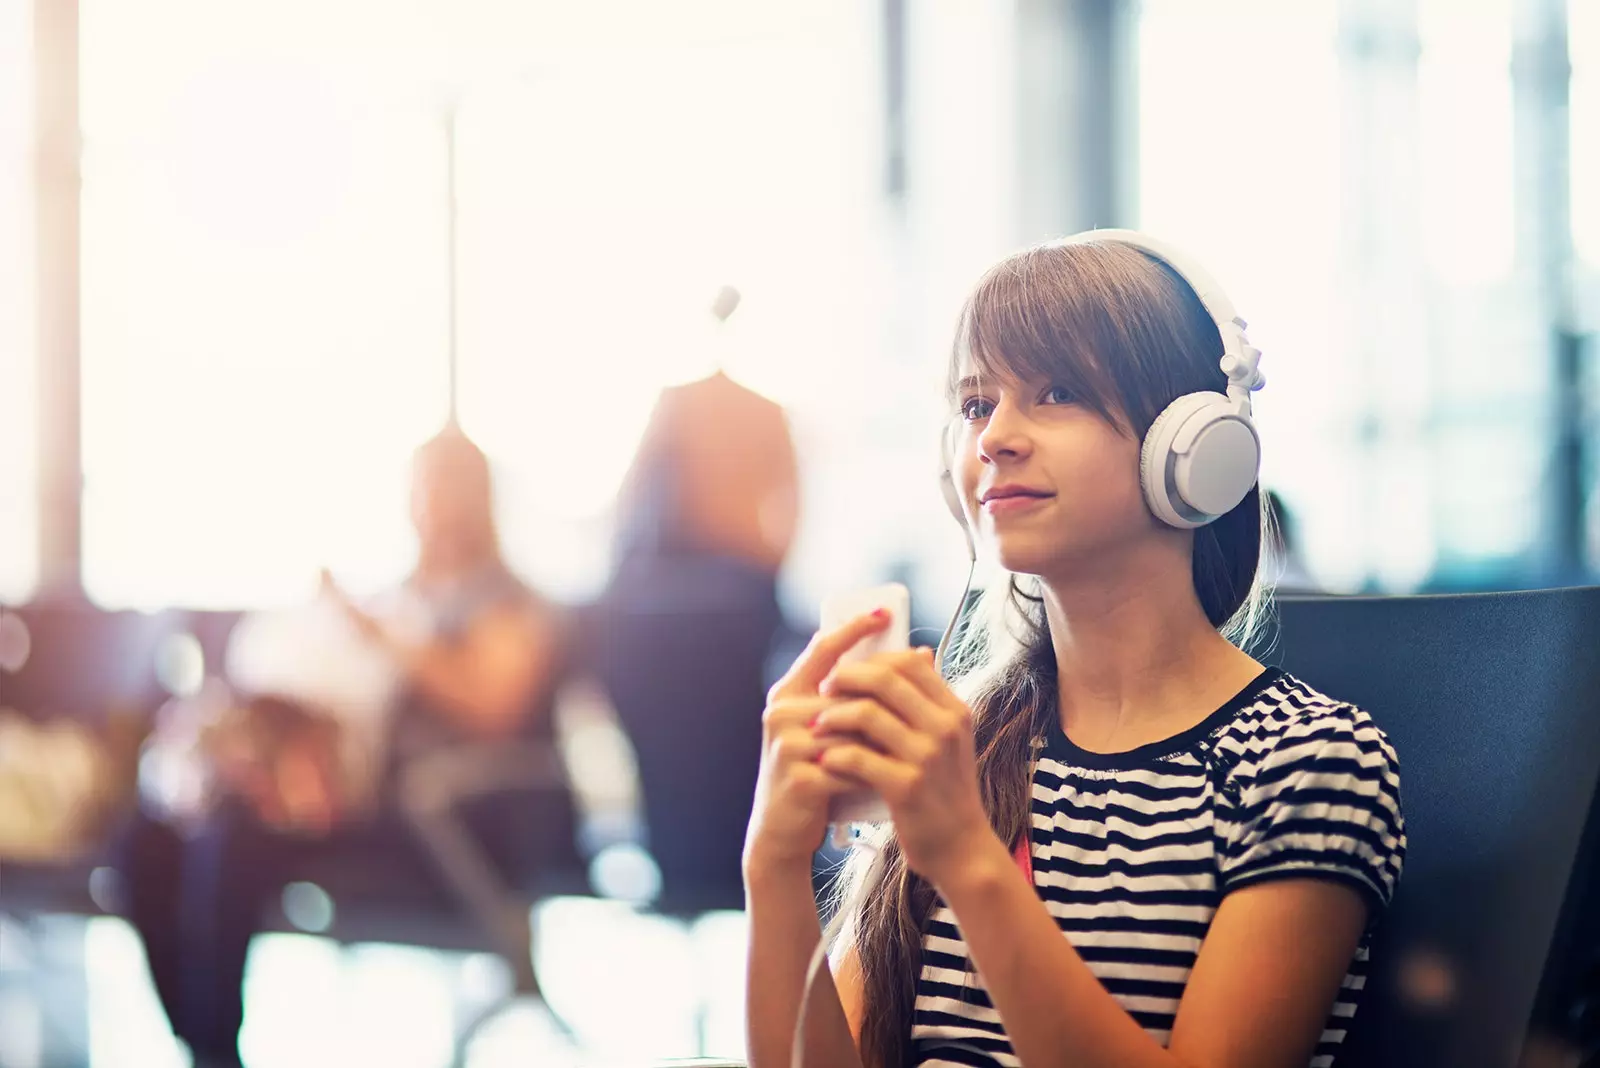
[
  {"x1": 988, "y1": 538, "x2": 1060, "y2": 578},
  {"x1": 989, "y1": 528, "x2": 1133, "y2": 582}
]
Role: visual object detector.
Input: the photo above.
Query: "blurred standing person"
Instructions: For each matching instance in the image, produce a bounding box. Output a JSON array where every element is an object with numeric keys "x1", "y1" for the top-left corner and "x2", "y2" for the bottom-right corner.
[
  {"x1": 115, "y1": 425, "x2": 580, "y2": 1068},
  {"x1": 591, "y1": 286, "x2": 802, "y2": 907},
  {"x1": 612, "y1": 287, "x2": 800, "y2": 577}
]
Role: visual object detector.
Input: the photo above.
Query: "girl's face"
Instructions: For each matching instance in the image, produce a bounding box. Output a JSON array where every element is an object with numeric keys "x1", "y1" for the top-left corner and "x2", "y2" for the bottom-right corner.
[{"x1": 951, "y1": 363, "x2": 1157, "y2": 580}]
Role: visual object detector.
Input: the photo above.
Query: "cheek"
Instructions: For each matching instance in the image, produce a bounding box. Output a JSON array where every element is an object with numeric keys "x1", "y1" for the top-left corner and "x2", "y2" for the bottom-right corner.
[
  {"x1": 957, "y1": 452, "x2": 984, "y2": 515},
  {"x1": 1060, "y1": 434, "x2": 1146, "y2": 517}
]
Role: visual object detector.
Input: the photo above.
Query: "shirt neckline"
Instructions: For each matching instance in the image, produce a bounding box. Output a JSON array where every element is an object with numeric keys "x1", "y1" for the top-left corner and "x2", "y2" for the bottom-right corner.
[{"x1": 1042, "y1": 667, "x2": 1284, "y2": 771}]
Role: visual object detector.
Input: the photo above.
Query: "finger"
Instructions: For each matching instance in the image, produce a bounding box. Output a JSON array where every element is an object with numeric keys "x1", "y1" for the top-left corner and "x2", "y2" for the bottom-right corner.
[
  {"x1": 768, "y1": 725, "x2": 827, "y2": 767},
  {"x1": 811, "y1": 699, "x2": 927, "y2": 763},
  {"x1": 769, "y1": 722, "x2": 858, "y2": 767},
  {"x1": 822, "y1": 659, "x2": 943, "y2": 732},
  {"x1": 897, "y1": 646, "x2": 972, "y2": 715},
  {"x1": 817, "y1": 743, "x2": 916, "y2": 798},
  {"x1": 771, "y1": 610, "x2": 891, "y2": 699},
  {"x1": 786, "y1": 760, "x2": 862, "y2": 799},
  {"x1": 762, "y1": 696, "x2": 833, "y2": 736}
]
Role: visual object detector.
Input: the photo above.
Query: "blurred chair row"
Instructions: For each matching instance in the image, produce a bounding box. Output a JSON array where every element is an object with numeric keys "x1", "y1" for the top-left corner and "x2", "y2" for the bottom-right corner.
[
  {"x1": 5, "y1": 586, "x2": 1600, "y2": 1068},
  {"x1": 0, "y1": 593, "x2": 801, "y2": 1062}
]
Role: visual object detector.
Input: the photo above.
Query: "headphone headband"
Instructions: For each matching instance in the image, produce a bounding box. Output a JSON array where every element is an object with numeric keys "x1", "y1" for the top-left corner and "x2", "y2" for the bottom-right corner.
[{"x1": 1057, "y1": 229, "x2": 1264, "y2": 414}]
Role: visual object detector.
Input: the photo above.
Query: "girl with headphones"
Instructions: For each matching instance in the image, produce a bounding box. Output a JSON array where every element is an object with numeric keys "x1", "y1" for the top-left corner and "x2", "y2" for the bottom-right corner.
[{"x1": 743, "y1": 232, "x2": 1405, "y2": 1068}]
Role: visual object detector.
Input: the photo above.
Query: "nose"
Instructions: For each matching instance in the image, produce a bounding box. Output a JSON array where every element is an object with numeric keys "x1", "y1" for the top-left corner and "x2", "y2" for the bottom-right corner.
[{"x1": 976, "y1": 397, "x2": 1035, "y2": 466}]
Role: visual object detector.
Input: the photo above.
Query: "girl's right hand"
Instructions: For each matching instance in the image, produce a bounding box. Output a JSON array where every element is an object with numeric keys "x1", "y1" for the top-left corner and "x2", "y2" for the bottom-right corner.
[{"x1": 743, "y1": 609, "x2": 892, "y2": 881}]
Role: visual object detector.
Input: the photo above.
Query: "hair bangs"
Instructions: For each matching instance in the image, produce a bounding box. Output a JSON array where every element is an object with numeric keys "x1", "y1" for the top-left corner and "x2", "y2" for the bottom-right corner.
[{"x1": 947, "y1": 249, "x2": 1130, "y2": 431}]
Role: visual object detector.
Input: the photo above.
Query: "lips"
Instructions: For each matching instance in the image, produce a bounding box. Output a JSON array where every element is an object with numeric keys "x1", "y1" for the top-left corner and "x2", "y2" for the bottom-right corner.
[
  {"x1": 980, "y1": 486, "x2": 1052, "y2": 504},
  {"x1": 980, "y1": 485, "x2": 1054, "y2": 515}
]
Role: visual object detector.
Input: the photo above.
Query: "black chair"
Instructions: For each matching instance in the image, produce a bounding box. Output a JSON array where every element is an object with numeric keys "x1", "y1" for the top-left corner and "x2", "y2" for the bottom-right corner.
[{"x1": 1261, "y1": 587, "x2": 1600, "y2": 1068}]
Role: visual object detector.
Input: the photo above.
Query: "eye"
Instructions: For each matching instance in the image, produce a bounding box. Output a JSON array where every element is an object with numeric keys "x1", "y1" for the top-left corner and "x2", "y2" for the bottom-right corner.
[
  {"x1": 1042, "y1": 385, "x2": 1076, "y2": 405},
  {"x1": 959, "y1": 396, "x2": 994, "y2": 421}
]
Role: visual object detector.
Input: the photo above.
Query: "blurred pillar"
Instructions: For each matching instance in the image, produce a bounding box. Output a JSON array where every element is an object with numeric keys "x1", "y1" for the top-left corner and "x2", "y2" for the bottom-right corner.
[
  {"x1": 1012, "y1": 0, "x2": 1138, "y2": 238},
  {"x1": 1511, "y1": 0, "x2": 1584, "y2": 581},
  {"x1": 882, "y1": 0, "x2": 908, "y2": 204},
  {"x1": 1337, "y1": 0, "x2": 1423, "y2": 589},
  {"x1": 32, "y1": 0, "x2": 82, "y2": 599}
]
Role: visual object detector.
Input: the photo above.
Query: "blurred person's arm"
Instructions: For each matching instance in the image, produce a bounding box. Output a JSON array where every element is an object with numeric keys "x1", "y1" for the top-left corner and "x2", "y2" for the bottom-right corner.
[
  {"x1": 324, "y1": 573, "x2": 560, "y2": 738},
  {"x1": 339, "y1": 599, "x2": 558, "y2": 739},
  {"x1": 394, "y1": 605, "x2": 558, "y2": 738}
]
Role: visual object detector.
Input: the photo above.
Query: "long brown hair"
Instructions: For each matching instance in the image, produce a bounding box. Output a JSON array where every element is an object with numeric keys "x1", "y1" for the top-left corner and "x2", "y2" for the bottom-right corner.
[{"x1": 834, "y1": 239, "x2": 1272, "y2": 1068}]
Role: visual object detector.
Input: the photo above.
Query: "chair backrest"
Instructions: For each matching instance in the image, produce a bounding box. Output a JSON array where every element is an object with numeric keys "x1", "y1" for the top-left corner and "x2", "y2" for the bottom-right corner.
[
  {"x1": 1261, "y1": 587, "x2": 1600, "y2": 1067},
  {"x1": 0, "y1": 601, "x2": 170, "y2": 723}
]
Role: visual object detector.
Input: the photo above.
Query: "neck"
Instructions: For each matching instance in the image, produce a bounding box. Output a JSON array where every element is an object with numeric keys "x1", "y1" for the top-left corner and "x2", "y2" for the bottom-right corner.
[
  {"x1": 1038, "y1": 539, "x2": 1260, "y2": 753},
  {"x1": 412, "y1": 551, "x2": 495, "y2": 587}
]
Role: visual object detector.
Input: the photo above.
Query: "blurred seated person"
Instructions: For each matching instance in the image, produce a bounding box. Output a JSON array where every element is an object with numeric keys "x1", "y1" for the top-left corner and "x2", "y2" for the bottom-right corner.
[
  {"x1": 113, "y1": 426, "x2": 579, "y2": 1068},
  {"x1": 591, "y1": 287, "x2": 801, "y2": 904}
]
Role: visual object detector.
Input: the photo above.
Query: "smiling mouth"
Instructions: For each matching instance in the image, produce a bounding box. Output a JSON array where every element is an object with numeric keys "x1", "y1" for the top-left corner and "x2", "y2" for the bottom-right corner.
[{"x1": 982, "y1": 493, "x2": 1053, "y2": 514}]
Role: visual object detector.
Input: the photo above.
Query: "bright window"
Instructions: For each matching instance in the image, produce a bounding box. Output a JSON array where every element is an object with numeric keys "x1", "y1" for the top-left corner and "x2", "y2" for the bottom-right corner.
[
  {"x1": 0, "y1": 0, "x2": 36, "y2": 603},
  {"x1": 1139, "y1": 0, "x2": 1550, "y2": 591},
  {"x1": 79, "y1": 0, "x2": 450, "y2": 608},
  {"x1": 450, "y1": 3, "x2": 882, "y2": 602}
]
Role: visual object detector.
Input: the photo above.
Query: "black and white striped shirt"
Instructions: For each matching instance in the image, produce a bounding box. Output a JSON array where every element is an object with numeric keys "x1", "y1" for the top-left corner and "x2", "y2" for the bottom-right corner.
[{"x1": 912, "y1": 669, "x2": 1405, "y2": 1067}]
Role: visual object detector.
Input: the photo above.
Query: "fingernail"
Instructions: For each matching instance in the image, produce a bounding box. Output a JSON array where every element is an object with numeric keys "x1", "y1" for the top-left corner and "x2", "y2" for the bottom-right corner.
[
  {"x1": 807, "y1": 712, "x2": 821, "y2": 728},
  {"x1": 870, "y1": 607, "x2": 888, "y2": 621}
]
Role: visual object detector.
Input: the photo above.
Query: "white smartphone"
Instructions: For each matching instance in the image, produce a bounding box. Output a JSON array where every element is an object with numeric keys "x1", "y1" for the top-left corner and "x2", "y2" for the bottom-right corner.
[{"x1": 818, "y1": 582, "x2": 911, "y2": 825}]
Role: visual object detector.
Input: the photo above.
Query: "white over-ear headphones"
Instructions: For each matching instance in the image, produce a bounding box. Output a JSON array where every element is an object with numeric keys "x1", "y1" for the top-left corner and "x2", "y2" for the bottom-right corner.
[{"x1": 938, "y1": 229, "x2": 1265, "y2": 557}]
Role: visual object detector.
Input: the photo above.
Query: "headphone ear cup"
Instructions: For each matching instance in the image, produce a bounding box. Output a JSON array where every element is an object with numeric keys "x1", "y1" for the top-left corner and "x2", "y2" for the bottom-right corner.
[
  {"x1": 1178, "y1": 414, "x2": 1260, "y2": 518},
  {"x1": 1142, "y1": 392, "x2": 1259, "y2": 528}
]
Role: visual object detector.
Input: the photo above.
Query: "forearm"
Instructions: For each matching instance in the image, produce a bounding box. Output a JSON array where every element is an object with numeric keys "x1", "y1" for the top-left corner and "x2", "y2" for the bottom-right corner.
[
  {"x1": 937, "y1": 839, "x2": 1181, "y2": 1068},
  {"x1": 392, "y1": 643, "x2": 528, "y2": 737},
  {"x1": 744, "y1": 862, "x2": 863, "y2": 1068}
]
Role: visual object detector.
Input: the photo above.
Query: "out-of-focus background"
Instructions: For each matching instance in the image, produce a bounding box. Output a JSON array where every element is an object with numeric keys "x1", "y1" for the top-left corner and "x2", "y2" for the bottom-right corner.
[{"x1": 0, "y1": 1, "x2": 1597, "y2": 1066}]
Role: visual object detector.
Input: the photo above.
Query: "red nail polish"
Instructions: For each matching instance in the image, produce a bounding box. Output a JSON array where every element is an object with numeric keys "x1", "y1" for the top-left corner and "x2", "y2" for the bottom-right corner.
[
  {"x1": 807, "y1": 713, "x2": 820, "y2": 728},
  {"x1": 870, "y1": 607, "x2": 888, "y2": 621}
]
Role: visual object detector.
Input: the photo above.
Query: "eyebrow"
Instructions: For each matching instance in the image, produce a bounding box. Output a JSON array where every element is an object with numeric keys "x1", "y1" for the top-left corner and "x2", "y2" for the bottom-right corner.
[{"x1": 955, "y1": 375, "x2": 982, "y2": 393}]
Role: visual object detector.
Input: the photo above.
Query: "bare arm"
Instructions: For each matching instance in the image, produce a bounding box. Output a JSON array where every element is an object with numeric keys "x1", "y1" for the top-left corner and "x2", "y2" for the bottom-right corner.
[
  {"x1": 745, "y1": 866, "x2": 865, "y2": 1068},
  {"x1": 394, "y1": 605, "x2": 558, "y2": 739},
  {"x1": 938, "y1": 834, "x2": 1368, "y2": 1068},
  {"x1": 744, "y1": 612, "x2": 903, "y2": 1068}
]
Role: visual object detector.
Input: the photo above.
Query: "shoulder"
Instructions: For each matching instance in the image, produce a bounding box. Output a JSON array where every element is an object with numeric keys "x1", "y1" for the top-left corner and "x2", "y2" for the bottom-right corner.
[
  {"x1": 1216, "y1": 672, "x2": 1400, "y2": 784},
  {"x1": 1214, "y1": 673, "x2": 1406, "y2": 909}
]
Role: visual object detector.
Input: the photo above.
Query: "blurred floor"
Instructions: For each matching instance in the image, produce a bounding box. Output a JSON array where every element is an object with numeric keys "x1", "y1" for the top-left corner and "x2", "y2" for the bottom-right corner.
[{"x1": 0, "y1": 899, "x2": 749, "y2": 1068}]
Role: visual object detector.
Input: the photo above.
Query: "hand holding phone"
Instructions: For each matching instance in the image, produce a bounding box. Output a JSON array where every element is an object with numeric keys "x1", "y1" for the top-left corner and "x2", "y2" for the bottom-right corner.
[{"x1": 817, "y1": 583, "x2": 911, "y2": 825}]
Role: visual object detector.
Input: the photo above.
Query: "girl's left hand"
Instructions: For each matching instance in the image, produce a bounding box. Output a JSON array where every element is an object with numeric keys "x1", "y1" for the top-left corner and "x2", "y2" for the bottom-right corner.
[{"x1": 812, "y1": 647, "x2": 996, "y2": 886}]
